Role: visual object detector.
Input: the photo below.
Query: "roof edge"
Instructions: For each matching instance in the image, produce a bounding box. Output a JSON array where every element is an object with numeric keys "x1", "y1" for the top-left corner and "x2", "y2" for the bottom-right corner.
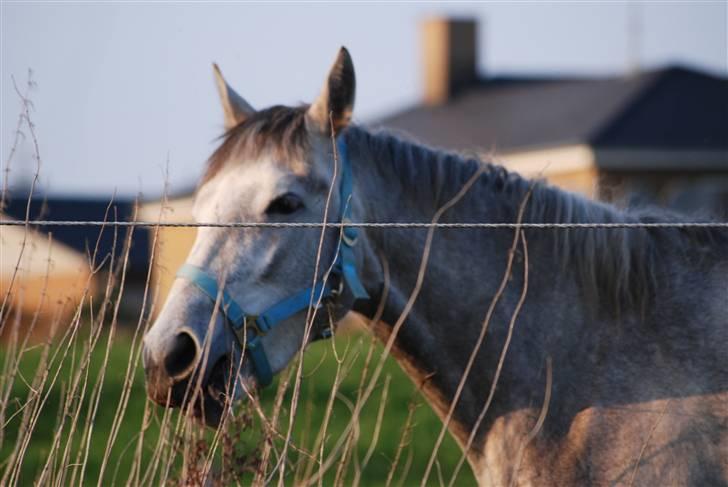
[{"x1": 594, "y1": 147, "x2": 728, "y2": 171}]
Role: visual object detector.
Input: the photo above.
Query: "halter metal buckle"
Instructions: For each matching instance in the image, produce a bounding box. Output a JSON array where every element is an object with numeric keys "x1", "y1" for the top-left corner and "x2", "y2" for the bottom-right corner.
[
  {"x1": 232, "y1": 325, "x2": 246, "y2": 347},
  {"x1": 330, "y1": 277, "x2": 345, "y2": 298},
  {"x1": 243, "y1": 315, "x2": 265, "y2": 336},
  {"x1": 341, "y1": 218, "x2": 358, "y2": 247}
]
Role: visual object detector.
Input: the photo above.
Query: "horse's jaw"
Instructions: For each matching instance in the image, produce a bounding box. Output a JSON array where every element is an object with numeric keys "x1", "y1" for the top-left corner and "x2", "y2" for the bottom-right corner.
[
  {"x1": 188, "y1": 389, "x2": 227, "y2": 429},
  {"x1": 146, "y1": 354, "x2": 253, "y2": 429},
  {"x1": 194, "y1": 355, "x2": 233, "y2": 428},
  {"x1": 196, "y1": 354, "x2": 259, "y2": 429}
]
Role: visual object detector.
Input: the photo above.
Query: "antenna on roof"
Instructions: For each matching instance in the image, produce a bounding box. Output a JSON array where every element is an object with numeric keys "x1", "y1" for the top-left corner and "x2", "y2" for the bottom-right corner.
[{"x1": 627, "y1": 1, "x2": 643, "y2": 75}]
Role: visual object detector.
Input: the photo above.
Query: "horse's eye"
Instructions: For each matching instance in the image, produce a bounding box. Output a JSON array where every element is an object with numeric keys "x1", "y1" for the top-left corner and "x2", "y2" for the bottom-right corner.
[{"x1": 265, "y1": 193, "x2": 304, "y2": 215}]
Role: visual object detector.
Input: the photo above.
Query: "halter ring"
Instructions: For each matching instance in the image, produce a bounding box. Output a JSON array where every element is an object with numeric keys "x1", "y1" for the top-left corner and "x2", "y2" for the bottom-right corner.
[
  {"x1": 330, "y1": 277, "x2": 345, "y2": 298},
  {"x1": 243, "y1": 315, "x2": 264, "y2": 335},
  {"x1": 341, "y1": 218, "x2": 358, "y2": 246}
]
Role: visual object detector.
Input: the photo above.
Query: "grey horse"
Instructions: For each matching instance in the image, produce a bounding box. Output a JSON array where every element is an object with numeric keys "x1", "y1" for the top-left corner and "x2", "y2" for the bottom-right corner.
[{"x1": 142, "y1": 48, "x2": 728, "y2": 485}]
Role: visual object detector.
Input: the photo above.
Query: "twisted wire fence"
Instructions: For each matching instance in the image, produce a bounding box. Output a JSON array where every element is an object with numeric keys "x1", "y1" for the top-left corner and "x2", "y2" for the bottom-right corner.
[{"x1": 2, "y1": 219, "x2": 727, "y2": 228}]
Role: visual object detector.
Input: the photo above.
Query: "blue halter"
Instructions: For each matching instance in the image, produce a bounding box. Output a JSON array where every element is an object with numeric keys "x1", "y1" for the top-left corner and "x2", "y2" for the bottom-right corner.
[{"x1": 176, "y1": 136, "x2": 368, "y2": 387}]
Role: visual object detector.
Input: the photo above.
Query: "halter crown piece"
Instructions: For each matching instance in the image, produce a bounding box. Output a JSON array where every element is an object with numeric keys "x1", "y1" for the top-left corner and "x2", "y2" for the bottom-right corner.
[{"x1": 176, "y1": 136, "x2": 369, "y2": 387}]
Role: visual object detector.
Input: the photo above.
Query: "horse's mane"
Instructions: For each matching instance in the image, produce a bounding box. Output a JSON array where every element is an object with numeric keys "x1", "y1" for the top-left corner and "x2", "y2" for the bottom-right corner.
[{"x1": 346, "y1": 125, "x2": 726, "y2": 315}]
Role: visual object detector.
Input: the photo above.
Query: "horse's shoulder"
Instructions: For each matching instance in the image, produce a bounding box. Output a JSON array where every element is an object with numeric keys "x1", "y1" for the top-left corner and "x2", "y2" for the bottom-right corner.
[
  {"x1": 477, "y1": 398, "x2": 728, "y2": 486},
  {"x1": 555, "y1": 399, "x2": 728, "y2": 485}
]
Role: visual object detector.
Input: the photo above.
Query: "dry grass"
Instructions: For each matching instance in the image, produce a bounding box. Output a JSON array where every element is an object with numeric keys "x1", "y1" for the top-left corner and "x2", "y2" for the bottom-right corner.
[
  {"x1": 0, "y1": 73, "x2": 555, "y2": 487},
  {"x1": 0, "y1": 76, "x2": 478, "y2": 486}
]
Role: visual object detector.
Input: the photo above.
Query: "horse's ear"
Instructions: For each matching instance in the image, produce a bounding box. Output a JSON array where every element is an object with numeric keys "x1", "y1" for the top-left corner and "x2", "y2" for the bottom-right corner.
[
  {"x1": 307, "y1": 47, "x2": 356, "y2": 135},
  {"x1": 212, "y1": 63, "x2": 255, "y2": 130}
]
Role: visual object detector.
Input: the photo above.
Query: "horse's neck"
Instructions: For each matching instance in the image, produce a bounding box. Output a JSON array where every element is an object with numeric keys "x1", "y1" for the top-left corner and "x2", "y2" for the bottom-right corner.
[
  {"x1": 348, "y1": 128, "x2": 576, "y2": 453},
  {"x1": 343, "y1": 127, "x2": 728, "y2": 482}
]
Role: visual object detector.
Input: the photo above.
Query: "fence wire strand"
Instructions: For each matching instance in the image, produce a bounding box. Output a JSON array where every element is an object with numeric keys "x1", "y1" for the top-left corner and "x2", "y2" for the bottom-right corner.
[{"x1": 0, "y1": 219, "x2": 726, "y2": 229}]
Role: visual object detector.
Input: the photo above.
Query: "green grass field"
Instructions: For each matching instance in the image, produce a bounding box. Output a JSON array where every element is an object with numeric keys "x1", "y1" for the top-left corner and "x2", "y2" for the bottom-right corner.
[{"x1": 1, "y1": 328, "x2": 476, "y2": 485}]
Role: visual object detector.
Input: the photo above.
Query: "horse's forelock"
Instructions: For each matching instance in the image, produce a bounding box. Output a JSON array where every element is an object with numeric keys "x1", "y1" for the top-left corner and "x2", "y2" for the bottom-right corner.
[{"x1": 201, "y1": 105, "x2": 310, "y2": 185}]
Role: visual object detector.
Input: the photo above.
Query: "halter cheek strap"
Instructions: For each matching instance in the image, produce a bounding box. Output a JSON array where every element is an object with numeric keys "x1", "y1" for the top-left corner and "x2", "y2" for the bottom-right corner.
[
  {"x1": 176, "y1": 136, "x2": 368, "y2": 387},
  {"x1": 336, "y1": 137, "x2": 369, "y2": 300}
]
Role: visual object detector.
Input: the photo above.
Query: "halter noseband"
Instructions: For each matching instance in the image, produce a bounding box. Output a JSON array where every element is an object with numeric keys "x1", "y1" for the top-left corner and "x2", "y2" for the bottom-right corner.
[{"x1": 176, "y1": 136, "x2": 368, "y2": 387}]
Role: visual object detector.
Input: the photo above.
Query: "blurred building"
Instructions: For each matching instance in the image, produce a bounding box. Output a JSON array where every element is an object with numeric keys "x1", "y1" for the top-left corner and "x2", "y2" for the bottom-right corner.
[
  {"x1": 1, "y1": 195, "x2": 152, "y2": 337},
  {"x1": 2, "y1": 195, "x2": 151, "y2": 279},
  {"x1": 1, "y1": 213, "x2": 94, "y2": 342},
  {"x1": 377, "y1": 18, "x2": 728, "y2": 217},
  {"x1": 139, "y1": 194, "x2": 197, "y2": 313}
]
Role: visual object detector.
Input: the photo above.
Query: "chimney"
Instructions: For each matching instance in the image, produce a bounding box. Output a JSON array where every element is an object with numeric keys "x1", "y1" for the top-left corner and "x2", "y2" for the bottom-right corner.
[{"x1": 422, "y1": 18, "x2": 478, "y2": 106}]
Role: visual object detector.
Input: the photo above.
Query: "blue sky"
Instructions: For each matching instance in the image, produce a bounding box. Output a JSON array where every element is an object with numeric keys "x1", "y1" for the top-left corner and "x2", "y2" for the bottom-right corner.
[{"x1": 2, "y1": 2, "x2": 726, "y2": 198}]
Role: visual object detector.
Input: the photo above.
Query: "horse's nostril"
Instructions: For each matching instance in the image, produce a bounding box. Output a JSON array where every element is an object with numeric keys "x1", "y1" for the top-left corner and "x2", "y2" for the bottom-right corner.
[{"x1": 164, "y1": 331, "x2": 199, "y2": 380}]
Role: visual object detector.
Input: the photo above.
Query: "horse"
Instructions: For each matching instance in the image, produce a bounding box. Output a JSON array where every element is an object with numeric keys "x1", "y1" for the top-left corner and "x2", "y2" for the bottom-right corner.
[{"x1": 142, "y1": 48, "x2": 728, "y2": 485}]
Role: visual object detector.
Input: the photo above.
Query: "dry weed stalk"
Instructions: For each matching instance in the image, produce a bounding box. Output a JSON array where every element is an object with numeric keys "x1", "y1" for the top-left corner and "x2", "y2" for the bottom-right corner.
[
  {"x1": 422, "y1": 185, "x2": 534, "y2": 486},
  {"x1": 307, "y1": 163, "x2": 487, "y2": 486},
  {"x1": 0, "y1": 74, "x2": 498, "y2": 487}
]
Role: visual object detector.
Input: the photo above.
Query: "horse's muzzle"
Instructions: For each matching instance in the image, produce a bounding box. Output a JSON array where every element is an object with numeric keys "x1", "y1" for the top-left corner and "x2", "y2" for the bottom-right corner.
[
  {"x1": 142, "y1": 345, "x2": 189, "y2": 408},
  {"x1": 142, "y1": 339, "x2": 229, "y2": 428}
]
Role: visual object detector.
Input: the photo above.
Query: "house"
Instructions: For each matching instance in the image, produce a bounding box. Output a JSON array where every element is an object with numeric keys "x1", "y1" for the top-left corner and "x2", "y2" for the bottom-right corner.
[
  {"x1": 1, "y1": 213, "x2": 95, "y2": 342},
  {"x1": 1, "y1": 194, "x2": 153, "y2": 334},
  {"x1": 376, "y1": 18, "x2": 728, "y2": 216},
  {"x1": 2, "y1": 194, "x2": 151, "y2": 279},
  {"x1": 138, "y1": 193, "x2": 197, "y2": 314}
]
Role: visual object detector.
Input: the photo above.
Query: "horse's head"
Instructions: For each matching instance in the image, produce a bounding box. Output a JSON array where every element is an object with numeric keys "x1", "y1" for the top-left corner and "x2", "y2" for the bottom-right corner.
[{"x1": 142, "y1": 48, "x2": 368, "y2": 427}]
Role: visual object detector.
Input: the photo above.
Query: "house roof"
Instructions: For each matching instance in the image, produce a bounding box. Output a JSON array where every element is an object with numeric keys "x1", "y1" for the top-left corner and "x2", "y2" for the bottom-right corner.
[
  {"x1": 0, "y1": 213, "x2": 90, "y2": 276},
  {"x1": 374, "y1": 66, "x2": 728, "y2": 156},
  {"x1": 2, "y1": 195, "x2": 151, "y2": 276}
]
